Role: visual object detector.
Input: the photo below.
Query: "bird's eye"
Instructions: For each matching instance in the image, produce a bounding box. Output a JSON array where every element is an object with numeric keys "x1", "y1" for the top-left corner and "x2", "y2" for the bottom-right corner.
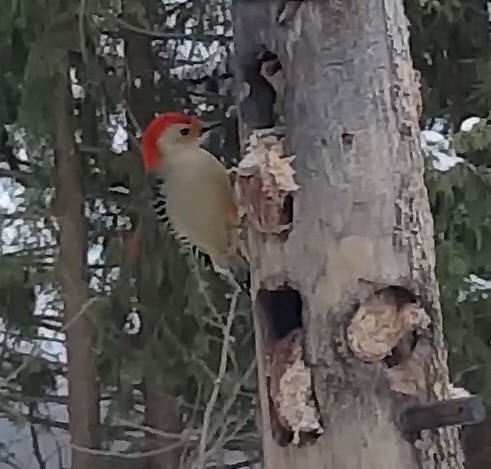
[{"x1": 180, "y1": 128, "x2": 190, "y2": 136}]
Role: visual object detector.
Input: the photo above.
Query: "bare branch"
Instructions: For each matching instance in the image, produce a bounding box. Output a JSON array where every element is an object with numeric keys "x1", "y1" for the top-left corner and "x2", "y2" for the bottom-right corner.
[
  {"x1": 112, "y1": 16, "x2": 231, "y2": 43},
  {"x1": 78, "y1": 0, "x2": 89, "y2": 64},
  {"x1": 179, "y1": 382, "x2": 203, "y2": 469},
  {"x1": 0, "y1": 168, "x2": 33, "y2": 179},
  {"x1": 0, "y1": 402, "x2": 69, "y2": 431},
  {"x1": 28, "y1": 404, "x2": 47, "y2": 469},
  {"x1": 160, "y1": 316, "x2": 217, "y2": 383},
  {"x1": 71, "y1": 440, "x2": 186, "y2": 459},
  {"x1": 1, "y1": 296, "x2": 101, "y2": 386},
  {"x1": 206, "y1": 360, "x2": 257, "y2": 449},
  {"x1": 197, "y1": 286, "x2": 240, "y2": 468},
  {"x1": 113, "y1": 417, "x2": 190, "y2": 441},
  {"x1": 210, "y1": 455, "x2": 261, "y2": 469}
]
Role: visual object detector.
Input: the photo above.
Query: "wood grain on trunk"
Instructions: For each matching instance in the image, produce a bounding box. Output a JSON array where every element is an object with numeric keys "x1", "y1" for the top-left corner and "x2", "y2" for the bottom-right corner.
[{"x1": 232, "y1": 1, "x2": 464, "y2": 468}]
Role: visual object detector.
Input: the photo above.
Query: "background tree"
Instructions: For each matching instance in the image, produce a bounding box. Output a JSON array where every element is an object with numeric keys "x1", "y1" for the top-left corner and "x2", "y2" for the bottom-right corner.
[
  {"x1": 2, "y1": 0, "x2": 491, "y2": 468},
  {"x1": 407, "y1": 1, "x2": 491, "y2": 466},
  {"x1": 0, "y1": 1, "x2": 255, "y2": 468}
]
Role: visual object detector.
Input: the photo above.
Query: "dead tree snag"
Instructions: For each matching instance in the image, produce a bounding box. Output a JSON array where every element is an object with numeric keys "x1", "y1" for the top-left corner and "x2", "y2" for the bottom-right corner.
[{"x1": 231, "y1": 1, "x2": 477, "y2": 468}]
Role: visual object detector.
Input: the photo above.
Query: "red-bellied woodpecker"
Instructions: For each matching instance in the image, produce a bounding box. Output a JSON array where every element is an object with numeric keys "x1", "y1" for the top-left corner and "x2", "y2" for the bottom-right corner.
[{"x1": 141, "y1": 112, "x2": 244, "y2": 284}]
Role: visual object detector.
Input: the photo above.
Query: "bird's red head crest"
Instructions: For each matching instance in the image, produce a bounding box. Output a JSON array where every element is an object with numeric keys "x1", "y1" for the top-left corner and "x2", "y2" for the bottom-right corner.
[{"x1": 141, "y1": 112, "x2": 200, "y2": 171}]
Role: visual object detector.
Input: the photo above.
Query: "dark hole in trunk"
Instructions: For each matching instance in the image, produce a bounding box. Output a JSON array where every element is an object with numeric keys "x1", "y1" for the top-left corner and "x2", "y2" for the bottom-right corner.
[
  {"x1": 341, "y1": 132, "x2": 354, "y2": 149},
  {"x1": 256, "y1": 286, "x2": 323, "y2": 446},
  {"x1": 281, "y1": 194, "x2": 294, "y2": 226},
  {"x1": 257, "y1": 285, "x2": 302, "y2": 340},
  {"x1": 384, "y1": 330, "x2": 418, "y2": 368},
  {"x1": 378, "y1": 286, "x2": 419, "y2": 368}
]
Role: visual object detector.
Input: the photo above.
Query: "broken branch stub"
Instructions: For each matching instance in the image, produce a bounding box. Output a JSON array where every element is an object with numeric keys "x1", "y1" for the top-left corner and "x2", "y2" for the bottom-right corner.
[
  {"x1": 346, "y1": 287, "x2": 431, "y2": 364},
  {"x1": 401, "y1": 396, "x2": 486, "y2": 433},
  {"x1": 235, "y1": 129, "x2": 299, "y2": 233},
  {"x1": 266, "y1": 328, "x2": 323, "y2": 446}
]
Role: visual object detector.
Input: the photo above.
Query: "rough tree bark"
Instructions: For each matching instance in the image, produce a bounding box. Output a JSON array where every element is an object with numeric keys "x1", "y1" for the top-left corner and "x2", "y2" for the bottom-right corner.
[
  {"x1": 232, "y1": 1, "x2": 465, "y2": 468},
  {"x1": 53, "y1": 69, "x2": 100, "y2": 469}
]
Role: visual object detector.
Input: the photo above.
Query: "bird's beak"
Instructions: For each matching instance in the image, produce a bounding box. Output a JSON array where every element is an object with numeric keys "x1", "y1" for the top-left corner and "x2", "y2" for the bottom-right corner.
[
  {"x1": 200, "y1": 120, "x2": 222, "y2": 134},
  {"x1": 197, "y1": 120, "x2": 221, "y2": 145}
]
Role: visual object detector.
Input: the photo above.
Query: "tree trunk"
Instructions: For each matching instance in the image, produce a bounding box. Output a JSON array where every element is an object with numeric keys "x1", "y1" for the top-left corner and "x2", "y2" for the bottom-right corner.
[
  {"x1": 121, "y1": 18, "x2": 184, "y2": 469},
  {"x1": 232, "y1": 1, "x2": 464, "y2": 468},
  {"x1": 53, "y1": 69, "x2": 100, "y2": 468}
]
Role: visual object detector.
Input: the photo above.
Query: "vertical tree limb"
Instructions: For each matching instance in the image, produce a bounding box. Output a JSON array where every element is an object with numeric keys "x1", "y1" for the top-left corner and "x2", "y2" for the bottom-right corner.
[
  {"x1": 53, "y1": 67, "x2": 100, "y2": 469},
  {"x1": 232, "y1": 0, "x2": 464, "y2": 468}
]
